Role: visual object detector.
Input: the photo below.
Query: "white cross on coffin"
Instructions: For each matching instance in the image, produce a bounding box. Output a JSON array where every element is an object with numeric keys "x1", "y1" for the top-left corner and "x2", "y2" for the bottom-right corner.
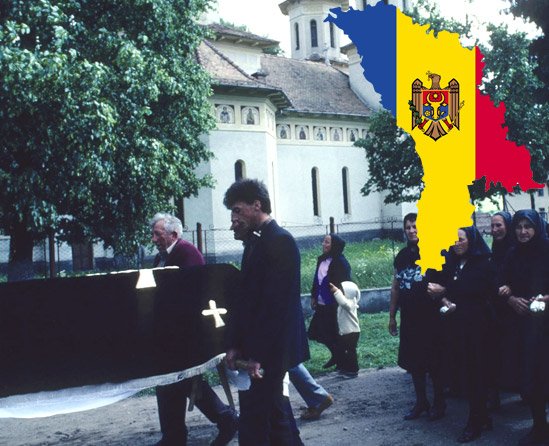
[{"x1": 202, "y1": 300, "x2": 227, "y2": 328}]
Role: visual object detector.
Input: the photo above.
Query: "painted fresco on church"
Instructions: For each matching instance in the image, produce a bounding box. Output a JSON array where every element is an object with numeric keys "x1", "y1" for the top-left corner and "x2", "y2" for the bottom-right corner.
[
  {"x1": 215, "y1": 104, "x2": 234, "y2": 124},
  {"x1": 241, "y1": 106, "x2": 259, "y2": 125},
  {"x1": 296, "y1": 125, "x2": 309, "y2": 140},
  {"x1": 330, "y1": 127, "x2": 343, "y2": 141},
  {"x1": 277, "y1": 124, "x2": 290, "y2": 139},
  {"x1": 314, "y1": 126, "x2": 327, "y2": 141},
  {"x1": 348, "y1": 128, "x2": 359, "y2": 142}
]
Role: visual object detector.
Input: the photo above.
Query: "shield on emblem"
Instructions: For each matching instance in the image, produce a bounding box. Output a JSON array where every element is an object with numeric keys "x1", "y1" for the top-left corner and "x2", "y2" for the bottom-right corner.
[{"x1": 410, "y1": 73, "x2": 460, "y2": 141}]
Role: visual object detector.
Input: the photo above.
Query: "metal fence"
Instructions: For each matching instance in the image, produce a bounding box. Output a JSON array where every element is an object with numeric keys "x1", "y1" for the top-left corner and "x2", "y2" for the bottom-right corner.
[{"x1": 0, "y1": 213, "x2": 492, "y2": 282}]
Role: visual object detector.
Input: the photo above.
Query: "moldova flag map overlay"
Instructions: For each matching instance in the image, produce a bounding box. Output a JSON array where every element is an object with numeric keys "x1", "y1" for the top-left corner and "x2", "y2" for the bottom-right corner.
[{"x1": 327, "y1": 2, "x2": 543, "y2": 272}]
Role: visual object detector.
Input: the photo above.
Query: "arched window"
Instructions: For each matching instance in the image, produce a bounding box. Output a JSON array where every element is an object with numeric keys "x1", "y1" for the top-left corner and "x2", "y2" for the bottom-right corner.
[
  {"x1": 342, "y1": 167, "x2": 350, "y2": 214},
  {"x1": 234, "y1": 160, "x2": 245, "y2": 181},
  {"x1": 362, "y1": 0, "x2": 368, "y2": 9},
  {"x1": 310, "y1": 20, "x2": 318, "y2": 48},
  {"x1": 311, "y1": 167, "x2": 320, "y2": 216},
  {"x1": 329, "y1": 21, "x2": 335, "y2": 48},
  {"x1": 295, "y1": 23, "x2": 300, "y2": 50}
]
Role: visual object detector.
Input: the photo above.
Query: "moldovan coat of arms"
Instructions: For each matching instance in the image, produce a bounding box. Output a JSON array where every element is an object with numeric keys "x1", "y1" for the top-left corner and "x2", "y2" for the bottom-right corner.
[{"x1": 409, "y1": 72, "x2": 461, "y2": 141}]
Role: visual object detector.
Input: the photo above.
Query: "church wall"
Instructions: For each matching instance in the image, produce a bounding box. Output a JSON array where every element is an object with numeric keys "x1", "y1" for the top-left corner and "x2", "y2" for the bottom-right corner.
[
  {"x1": 275, "y1": 138, "x2": 382, "y2": 226},
  {"x1": 211, "y1": 41, "x2": 263, "y2": 75}
]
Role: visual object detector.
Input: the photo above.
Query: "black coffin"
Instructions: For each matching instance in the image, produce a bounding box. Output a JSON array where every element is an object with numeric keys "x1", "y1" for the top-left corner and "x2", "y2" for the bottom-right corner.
[{"x1": 0, "y1": 264, "x2": 240, "y2": 398}]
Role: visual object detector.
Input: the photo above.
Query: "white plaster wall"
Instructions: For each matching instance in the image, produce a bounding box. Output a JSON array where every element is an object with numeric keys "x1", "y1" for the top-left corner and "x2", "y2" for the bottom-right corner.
[
  {"x1": 211, "y1": 42, "x2": 263, "y2": 75},
  {"x1": 505, "y1": 186, "x2": 549, "y2": 215},
  {"x1": 345, "y1": 45, "x2": 383, "y2": 111},
  {"x1": 276, "y1": 141, "x2": 382, "y2": 225}
]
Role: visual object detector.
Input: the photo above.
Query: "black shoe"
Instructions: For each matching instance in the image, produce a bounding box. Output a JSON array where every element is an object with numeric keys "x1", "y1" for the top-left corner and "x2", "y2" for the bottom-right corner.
[
  {"x1": 428, "y1": 403, "x2": 446, "y2": 421},
  {"x1": 403, "y1": 402, "x2": 430, "y2": 420},
  {"x1": 457, "y1": 417, "x2": 492, "y2": 443},
  {"x1": 211, "y1": 410, "x2": 238, "y2": 446},
  {"x1": 322, "y1": 358, "x2": 337, "y2": 369},
  {"x1": 518, "y1": 426, "x2": 549, "y2": 446}
]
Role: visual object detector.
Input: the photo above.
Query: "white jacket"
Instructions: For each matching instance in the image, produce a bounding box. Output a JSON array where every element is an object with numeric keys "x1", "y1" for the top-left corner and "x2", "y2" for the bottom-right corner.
[{"x1": 332, "y1": 281, "x2": 361, "y2": 335}]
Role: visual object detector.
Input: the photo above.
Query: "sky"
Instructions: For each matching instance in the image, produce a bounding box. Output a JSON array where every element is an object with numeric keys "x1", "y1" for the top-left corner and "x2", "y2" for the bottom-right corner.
[{"x1": 213, "y1": 0, "x2": 540, "y2": 56}]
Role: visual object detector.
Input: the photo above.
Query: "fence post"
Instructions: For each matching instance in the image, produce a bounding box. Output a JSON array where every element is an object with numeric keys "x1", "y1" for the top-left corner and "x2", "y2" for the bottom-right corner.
[
  {"x1": 48, "y1": 230, "x2": 56, "y2": 278},
  {"x1": 329, "y1": 217, "x2": 335, "y2": 234},
  {"x1": 196, "y1": 222, "x2": 203, "y2": 253}
]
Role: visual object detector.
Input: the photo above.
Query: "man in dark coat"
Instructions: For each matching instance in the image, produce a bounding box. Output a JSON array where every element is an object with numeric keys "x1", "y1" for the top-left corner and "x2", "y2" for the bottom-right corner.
[
  {"x1": 223, "y1": 179, "x2": 310, "y2": 445},
  {"x1": 150, "y1": 213, "x2": 237, "y2": 446}
]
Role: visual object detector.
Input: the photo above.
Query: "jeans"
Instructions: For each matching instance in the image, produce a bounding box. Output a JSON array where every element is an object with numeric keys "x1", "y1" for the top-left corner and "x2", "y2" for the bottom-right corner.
[{"x1": 288, "y1": 363, "x2": 330, "y2": 408}]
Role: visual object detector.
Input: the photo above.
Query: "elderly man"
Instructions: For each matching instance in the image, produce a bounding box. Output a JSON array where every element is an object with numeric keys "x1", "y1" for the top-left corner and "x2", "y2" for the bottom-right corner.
[
  {"x1": 150, "y1": 213, "x2": 237, "y2": 446},
  {"x1": 223, "y1": 180, "x2": 309, "y2": 445}
]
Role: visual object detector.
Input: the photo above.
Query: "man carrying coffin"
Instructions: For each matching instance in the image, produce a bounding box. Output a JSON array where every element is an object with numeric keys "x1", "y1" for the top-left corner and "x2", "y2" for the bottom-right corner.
[
  {"x1": 223, "y1": 180, "x2": 310, "y2": 445},
  {"x1": 150, "y1": 213, "x2": 237, "y2": 446}
]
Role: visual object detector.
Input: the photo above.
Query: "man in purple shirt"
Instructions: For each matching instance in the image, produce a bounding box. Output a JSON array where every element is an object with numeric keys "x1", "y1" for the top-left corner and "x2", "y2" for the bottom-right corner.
[{"x1": 150, "y1": 213, "x2": 237, "y2": 446}]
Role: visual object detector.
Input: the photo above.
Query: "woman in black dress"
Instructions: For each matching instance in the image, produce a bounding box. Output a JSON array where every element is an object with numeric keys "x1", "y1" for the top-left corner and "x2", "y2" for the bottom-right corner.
[
  {"x1": 308, "y1": 233, "x2": 352, "y2": 368},
  {"x1": 488, "y1": 211, "x2": 518, "y2": 405},
  {"x1": 388, "y1": 213, "x2": 445, "y2": 421},
  {"x1": 498, "y1": 210, "x2": 549, "y2": 445},
  {"x1": 427, "y1": 226, "x2": 493, "y2": 443}
]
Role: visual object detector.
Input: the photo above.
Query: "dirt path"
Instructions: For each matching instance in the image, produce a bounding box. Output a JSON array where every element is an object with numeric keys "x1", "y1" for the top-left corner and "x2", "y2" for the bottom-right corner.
[{"x1": 0, "y1": 367, "x2": 532, "y2": 445}]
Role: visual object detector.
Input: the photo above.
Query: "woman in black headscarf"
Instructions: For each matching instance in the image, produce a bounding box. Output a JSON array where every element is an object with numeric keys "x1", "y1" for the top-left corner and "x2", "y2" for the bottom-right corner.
[
  {"x1": 388, "y1": 213, "x2": 445, "y2": 421},
  {"x1": 487, "y1": 211, "x2": 519, "y2": 405},
  {"x1": 308, "y1": 233, "x2": 352, "y2": 369},
  {"x1": 498, "y1": 210, "x2": 549, "y2": 445},
  {"x1": 428, "y1": 226, "x2": 494, "y2": 443}
]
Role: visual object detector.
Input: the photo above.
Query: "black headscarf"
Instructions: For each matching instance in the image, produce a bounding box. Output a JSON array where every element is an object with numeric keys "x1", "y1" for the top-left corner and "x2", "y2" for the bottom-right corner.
[
  {"x1": 491, "y1": 211, "x2": 514, "y2": 266},
  {"x1": 457, "y1": 226, "x2": 491, "y2": 258},
  {"x1": 319, "y1": 233, "x2": 346, "y2": 260},
  {"x1": 512, "y1": 209, "x2": 548, "y2": 250}
]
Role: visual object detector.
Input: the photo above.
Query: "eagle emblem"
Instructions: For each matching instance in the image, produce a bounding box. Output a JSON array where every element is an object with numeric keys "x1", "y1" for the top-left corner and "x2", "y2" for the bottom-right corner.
[{"x1": 409, "y1": 72, "x2": 462, "y2": 141}]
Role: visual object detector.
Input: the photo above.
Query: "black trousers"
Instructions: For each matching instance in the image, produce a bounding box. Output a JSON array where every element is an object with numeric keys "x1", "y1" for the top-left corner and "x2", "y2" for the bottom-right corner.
[
  {"x1": 156, "y1": 376, "x2": 232, "y2": 444},
  {"x1": 238, "y1": 368, "x2": 302, "y2": 446},
  {"x1": 337, "y1": 332, "x2": 360, "y2": 373}
]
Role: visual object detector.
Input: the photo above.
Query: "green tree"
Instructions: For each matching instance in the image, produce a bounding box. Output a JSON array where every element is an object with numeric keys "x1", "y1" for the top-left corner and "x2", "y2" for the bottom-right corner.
[
  {"x1": 0, "y1": 0, "x2": 215, "y2": 281},
  {"x1": 356, "y1": 0, "x2": 548, "y2": 205},
  {"x1": 510, "y1": 0, "x2": 549, "y2": 102}
]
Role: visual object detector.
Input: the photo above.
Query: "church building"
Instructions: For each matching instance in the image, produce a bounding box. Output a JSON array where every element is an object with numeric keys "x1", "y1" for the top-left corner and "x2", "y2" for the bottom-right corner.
[{"x1": 185, "y1": 0, "x2": 415, "y2": 256}]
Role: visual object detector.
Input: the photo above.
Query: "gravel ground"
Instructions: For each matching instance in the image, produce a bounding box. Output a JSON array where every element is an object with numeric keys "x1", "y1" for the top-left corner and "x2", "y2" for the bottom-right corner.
[{"x1": 0, "y1": 367, "x2": 533, "y2": 445}]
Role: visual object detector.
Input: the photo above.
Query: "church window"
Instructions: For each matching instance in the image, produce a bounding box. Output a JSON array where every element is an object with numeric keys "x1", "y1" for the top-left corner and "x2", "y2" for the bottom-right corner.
[
  {"x1": 538, "y1": 188, "x2": 545, "y2": 197},
  {"x1": 362, "y1": 0, "x2": 368, "y2": 9},
  {"x1": 310, "y1": 20, "x2": 318, "y2": 48},
  {"x1": 312, "y1": 168, "x2": 320, "y2": 216},
  {"x1": 234, "y1": 160, "x2": 245, "y2": 181},
  {"x1": 383, "y1": 0, "x2": 389, "y2": 4},
  {"x1": 329, "y1": 22, "x2": 335, "y2": 48},
  {"x1": 295, "y1": 23, "x2": 300, "y2": 50},
  {"x1": 342, "y1": 167, "x2": 350, "y2": 214}
]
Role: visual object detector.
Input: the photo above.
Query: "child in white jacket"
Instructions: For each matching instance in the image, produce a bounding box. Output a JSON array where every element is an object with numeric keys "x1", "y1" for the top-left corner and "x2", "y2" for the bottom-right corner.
[{"x1": 330, "y1": 281, "x2": 361, "y2": 378}]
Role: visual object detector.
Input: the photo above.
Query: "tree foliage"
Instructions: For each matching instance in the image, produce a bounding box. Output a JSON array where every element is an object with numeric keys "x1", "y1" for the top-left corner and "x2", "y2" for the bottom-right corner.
[
  {"x1": 0, "y1": 0, "x2": 215, "y2": 278},
  {"x1": 356, "y1": 0, "x2": 549, "y2": 205},
  {"x1": 510, "y1": 0, "x2": 549, "y2": 102}
]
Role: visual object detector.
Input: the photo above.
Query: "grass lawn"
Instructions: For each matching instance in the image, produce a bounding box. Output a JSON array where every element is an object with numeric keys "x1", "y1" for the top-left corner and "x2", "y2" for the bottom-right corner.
[
  {"x1": 300, "y1": 239, "x2": 404, "y2": 293},
  {"x1": 303, "y1": 311, "x2": 400, "y2": 376}
]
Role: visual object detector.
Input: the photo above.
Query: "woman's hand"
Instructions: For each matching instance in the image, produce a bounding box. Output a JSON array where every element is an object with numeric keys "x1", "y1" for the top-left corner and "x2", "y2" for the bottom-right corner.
[
  {"x1": 388, "y1": 316, "x2": 398, "y2": 336},
  {"x1": 441, "y1": 297, "x2": 456, "y2": 314},
  {"x1": 498, "y1": 285, "x2": 512, "y2": 297},
  {"x1": 329, "y1": 282, "x2": 339, "y2": 294},
  {"x1": 427, "y1": 282, "x2": 446, "y2": 298},
  {"x1": 508, "y1": 296, "x2": 530, "y2": 316}
]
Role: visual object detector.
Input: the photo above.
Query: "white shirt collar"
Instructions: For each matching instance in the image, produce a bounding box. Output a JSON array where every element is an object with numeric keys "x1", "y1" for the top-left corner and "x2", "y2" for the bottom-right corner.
[{"x1": 166, "y1": 239, "x2": 178, "y2": 255}]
